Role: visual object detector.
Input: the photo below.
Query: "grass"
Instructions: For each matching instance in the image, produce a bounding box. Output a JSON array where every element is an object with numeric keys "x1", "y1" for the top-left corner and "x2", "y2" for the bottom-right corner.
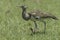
[{"x1": 0, "y1": 0, "x2": 60, "y2": 40}]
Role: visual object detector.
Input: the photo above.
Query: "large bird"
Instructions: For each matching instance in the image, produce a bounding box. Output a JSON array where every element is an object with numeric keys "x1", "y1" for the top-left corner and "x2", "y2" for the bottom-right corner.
[{"x1": 20, "y1": 5, "x2": 58, "y2": 34}]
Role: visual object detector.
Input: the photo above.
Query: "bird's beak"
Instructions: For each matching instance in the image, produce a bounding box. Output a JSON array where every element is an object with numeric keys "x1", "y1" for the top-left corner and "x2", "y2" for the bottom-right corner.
[{"x1": 16, "y1": 5, "x2": 28, "y2": 8}]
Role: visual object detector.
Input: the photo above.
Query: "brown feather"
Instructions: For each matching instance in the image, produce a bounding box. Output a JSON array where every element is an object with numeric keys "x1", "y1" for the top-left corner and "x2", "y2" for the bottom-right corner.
[{"x1": 29, "y1": 10, "x2": 58, "y2": 20}]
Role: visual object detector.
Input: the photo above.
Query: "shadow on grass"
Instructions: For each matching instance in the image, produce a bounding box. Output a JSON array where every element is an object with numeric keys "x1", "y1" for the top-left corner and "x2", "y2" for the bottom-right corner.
[{"x1": 28, "y1": 31, "x2": 48, "y2": 36}]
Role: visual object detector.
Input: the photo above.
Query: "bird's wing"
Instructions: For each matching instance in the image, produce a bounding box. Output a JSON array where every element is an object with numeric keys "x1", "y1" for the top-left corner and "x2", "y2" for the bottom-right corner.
[{"x1": 29, "y1": 10, "x2": 54, "y2": 18}]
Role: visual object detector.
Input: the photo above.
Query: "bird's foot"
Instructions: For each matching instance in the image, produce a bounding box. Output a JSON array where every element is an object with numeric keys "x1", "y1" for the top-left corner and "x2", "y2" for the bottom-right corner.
[{"x1": 30, "y1": 27, "x2": 40, "y2": 35}]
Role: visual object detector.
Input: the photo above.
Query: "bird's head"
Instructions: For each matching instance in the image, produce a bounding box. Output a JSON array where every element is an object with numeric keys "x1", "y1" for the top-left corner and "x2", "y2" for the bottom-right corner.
[
  {"x1": 16, "y1": 5, "x2": 28, "y2": 10},
  {"x1": 20, "y1": 5, "x2": 28, "y2": 9}
]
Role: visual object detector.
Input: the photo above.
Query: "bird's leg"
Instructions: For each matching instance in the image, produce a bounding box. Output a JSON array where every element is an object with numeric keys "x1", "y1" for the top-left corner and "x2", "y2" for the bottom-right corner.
[
  {"x1": 30, "y1": 21, "x2": 38, "y2": 34},
  {"x1": 33, "y1": 21, "x2": 39, "y2": 33},
  {"x1": 30, "y1": 21, "x2": 39, "y2": 35},
  {"x1": 41, "y1": 20, "x2": 46, "y2": 34},
  {"x1": 34, "y1": 21, "x2": 37, "y2": 29}
]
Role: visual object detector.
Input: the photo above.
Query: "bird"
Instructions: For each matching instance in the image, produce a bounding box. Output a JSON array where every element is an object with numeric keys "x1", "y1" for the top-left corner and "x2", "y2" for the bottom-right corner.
[{"x1": 20, "y1": 5, "x2": 58, "y2": 34}]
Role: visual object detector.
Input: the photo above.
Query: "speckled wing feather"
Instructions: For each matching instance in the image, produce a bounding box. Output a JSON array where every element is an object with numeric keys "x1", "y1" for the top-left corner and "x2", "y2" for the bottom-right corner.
[{"x1": 29, "y1": 10, "x2": 58, "y2": 20}]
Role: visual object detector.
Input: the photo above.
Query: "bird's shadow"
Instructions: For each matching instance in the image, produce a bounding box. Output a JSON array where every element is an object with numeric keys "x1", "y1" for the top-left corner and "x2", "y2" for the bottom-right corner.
[{"x1": 30, "y1": 31, "x2": 47, "y2": 36}]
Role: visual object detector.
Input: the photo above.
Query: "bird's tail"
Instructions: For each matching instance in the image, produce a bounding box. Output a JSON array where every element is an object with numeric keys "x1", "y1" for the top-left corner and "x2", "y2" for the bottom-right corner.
[
  {"x1": 48, "y1": 15, "x2": 58, "y2": 20},
  {"x1": 52, "y1": 16, "x2": 58, "y2": 20}
]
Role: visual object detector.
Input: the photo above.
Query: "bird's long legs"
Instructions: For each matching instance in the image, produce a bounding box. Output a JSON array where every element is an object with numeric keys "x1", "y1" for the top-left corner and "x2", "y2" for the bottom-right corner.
[
  {"x1": 30, "y1": 21, "x2": 38, "y2": 34},
  {"x1": 30, "y1": 20, "x2": 46, "y2": 34},
  {"x1": 33, "y1": 21, "x2": 39, "y2": 34},
  {"x1": 34, "y1": 20, "x2": 46, "y2": 34},
  {"x1": 34, "y1": 21, "x2": 38, "y2": 29},
  {"x1": 41, "y1": 20, "x2": 46, "y2": 33}
]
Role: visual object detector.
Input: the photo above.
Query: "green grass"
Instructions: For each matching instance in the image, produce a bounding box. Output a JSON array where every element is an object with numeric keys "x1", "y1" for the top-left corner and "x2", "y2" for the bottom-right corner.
[{"x1": 0, "y1": 0, "x2": 60, "y2": 40}]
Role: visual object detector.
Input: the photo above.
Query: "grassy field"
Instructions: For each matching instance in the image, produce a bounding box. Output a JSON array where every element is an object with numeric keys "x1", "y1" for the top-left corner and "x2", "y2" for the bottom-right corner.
[{"x1": 0, "y1": 0, "x2": 60, "y2": 40}]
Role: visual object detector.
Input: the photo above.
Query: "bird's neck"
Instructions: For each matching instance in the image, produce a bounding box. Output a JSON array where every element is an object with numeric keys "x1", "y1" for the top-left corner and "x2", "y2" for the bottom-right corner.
[
  {"x1": 22, "y1": 8, "x2": 27, "y2": 16},
  {"x1": 22, "y1": 8, "x2": 31, "y2": 21},
  {"x1": 22, "y1": 9, "x2": 26, "y2": 14}
]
